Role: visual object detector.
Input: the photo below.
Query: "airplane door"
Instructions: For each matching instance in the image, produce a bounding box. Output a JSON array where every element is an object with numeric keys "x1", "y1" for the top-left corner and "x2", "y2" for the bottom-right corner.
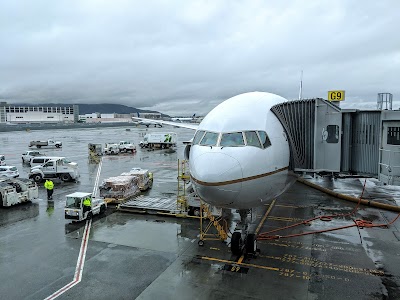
[{"x1": 379, "y1": 121, "x2": 400, "y2": 185}]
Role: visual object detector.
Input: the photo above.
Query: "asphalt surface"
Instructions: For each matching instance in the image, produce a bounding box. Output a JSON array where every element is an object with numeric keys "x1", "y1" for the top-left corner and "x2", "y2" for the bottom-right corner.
[{"x1": 1, "y1": 126, "x2": 400, "y2": 300}]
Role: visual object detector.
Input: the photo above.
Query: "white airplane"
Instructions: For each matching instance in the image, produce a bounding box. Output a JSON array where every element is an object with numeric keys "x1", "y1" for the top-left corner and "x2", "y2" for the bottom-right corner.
[
  {"x1": 133, "y1": 92, "x2": 296, "y2": 255},
  {"x1": 132, "y1": 120, "x2": 163, "y2": 128},
  {"x1": 171, "y1": 113, "x2": 196, "y2": 122}
]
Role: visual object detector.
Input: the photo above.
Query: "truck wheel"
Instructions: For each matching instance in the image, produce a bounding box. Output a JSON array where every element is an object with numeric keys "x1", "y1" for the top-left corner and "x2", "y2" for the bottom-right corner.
[
  {"x1": 32, "y1": 174, "x2": 42, "y2": 183},
  {"x1": 37, "y1": 145, "x2": 41, "y2": 149},
  {"x1": 140, "y1": 143, "x2": 144, "y2": 148},
  {"x1": 56, "y1": 144, "x2": 61, "y2": 148},
  {"x1": 61, "y1": 173, "x2": 71, "y2": 182},
  {"x1": 100, "y1": 205, "x2": 106, "y2": 214}
]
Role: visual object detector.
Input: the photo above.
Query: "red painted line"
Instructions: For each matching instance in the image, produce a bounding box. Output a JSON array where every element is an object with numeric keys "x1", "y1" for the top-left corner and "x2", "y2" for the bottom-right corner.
[{"x1": 45, "y1": 220, "x2": 92, "y2": 300}]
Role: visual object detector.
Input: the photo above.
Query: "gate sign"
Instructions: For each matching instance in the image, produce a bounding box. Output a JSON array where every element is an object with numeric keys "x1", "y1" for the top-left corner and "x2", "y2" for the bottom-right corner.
[{"x1": 328, "y1": 90, "x2": 345, "y2": 101}]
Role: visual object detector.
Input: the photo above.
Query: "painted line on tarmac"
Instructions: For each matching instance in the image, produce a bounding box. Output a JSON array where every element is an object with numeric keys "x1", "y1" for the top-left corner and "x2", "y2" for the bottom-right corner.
[
  {"x1": 200, "y1": 256, "x2": 279, "y2": 272},
  {"x1": 92, "y1": 157, "x2": 103, "y2": 197},
  {"x1": 44, "y1": 219, "x2": 92, "y2": 300}
]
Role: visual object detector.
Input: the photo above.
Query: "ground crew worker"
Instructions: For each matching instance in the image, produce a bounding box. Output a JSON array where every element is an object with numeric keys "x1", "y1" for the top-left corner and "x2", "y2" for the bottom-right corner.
[
  {"x1": 44, "y1": 179, "x2": 54, "y2": 200},
  {"x1": 83, "y1": 197, "x2": 92, "y2": 216}
]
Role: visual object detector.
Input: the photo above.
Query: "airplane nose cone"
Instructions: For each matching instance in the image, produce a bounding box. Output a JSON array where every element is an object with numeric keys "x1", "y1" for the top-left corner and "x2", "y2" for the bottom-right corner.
[{"x1": 190, "y1": 152, "x2": 243, "y2": 207}]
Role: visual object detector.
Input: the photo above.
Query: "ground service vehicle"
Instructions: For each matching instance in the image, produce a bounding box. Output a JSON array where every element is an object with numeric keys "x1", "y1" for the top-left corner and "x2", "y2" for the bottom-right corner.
[
  {"x1": 118, "y1": 141, "x2": 136, "y2": 153},
  {"x1": 0, "y1": 166, "x2": 19, "y2": 178},
  {"x1": 139, "y1": 132, "x2": 177, "y2": 149},
  {"x1": 29, "y1": 139, "x2": 62, "y2": 148},
  {"x1": 0, "y1": 155, "x2": 5, "y2": 166},
  {"x1": 104, "y1": 143, "x2": 120, "y2": 155},
  {"x1": 64, "y1": 192, "x2": 107, "y2": 221},
  {"x1": 29, "y1": 156, "x2": 64, "y2": 167},
  {"x1": 29, "y1": 158, "x2": 79, "y2": 182},
  {"x1": 22, "y1": 151, "x2": 46, "y2": 164},
  {"x1": 0, "y1": 178, "x2": 38, "y2": 207}
]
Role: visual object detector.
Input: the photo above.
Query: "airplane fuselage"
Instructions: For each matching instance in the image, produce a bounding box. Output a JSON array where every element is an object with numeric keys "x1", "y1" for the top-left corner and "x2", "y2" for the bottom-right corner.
[{"x1": 189, "y1": 92, "x2": 296, "y2": 209}]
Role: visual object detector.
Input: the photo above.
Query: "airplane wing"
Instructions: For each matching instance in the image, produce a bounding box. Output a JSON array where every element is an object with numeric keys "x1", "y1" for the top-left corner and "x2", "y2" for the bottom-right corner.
[{"x1": 132, "y1": 117, "x2": 198, "y2": 130}]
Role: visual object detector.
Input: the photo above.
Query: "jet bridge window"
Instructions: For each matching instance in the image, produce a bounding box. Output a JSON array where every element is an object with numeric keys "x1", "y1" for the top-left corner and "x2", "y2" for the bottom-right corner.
[
  {"x1": 257, "y1": 131, "x2": 271, "y2": 148},
  {"x1": 387, "y1": 127, "x2": 400, "y2": 145},
  {"x1": 193, "y1": 130, "x2": 205, "y2": 145},
  {"x1": 245, "y1": 131, "x2": 262, "y2": 148},
  {"x1": 199, "y1": 132, "x2": 219, "y2": 146},
  {"x1": 220, "y1": 132, "x2": 245, "y2": 147},
  {"x1": 326, "y1": 125, "x2": 339, "y2": 143}
]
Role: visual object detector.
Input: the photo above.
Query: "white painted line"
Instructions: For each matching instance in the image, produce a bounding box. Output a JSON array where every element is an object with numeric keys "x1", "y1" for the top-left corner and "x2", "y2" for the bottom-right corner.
[
  {"x1": 44, "y1": 219, "x2": 92, "y2": 300},
  {"x1": 191, "y1": 239, "x2": 196, "y2": 243},
  {"x1": 92, "y1": 157, "x2": 103, "y2": 197}
]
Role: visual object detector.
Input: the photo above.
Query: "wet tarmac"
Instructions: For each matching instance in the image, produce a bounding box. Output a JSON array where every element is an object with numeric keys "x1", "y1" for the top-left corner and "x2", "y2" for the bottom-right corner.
[{"x1": 1, "y1": 126, "x2": 400, "y2": 299}]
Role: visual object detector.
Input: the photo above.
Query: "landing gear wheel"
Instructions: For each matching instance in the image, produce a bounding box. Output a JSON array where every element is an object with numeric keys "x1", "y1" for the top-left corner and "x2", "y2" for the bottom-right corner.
[
  {"x1": 198, "y1": 240, "x2": 204, "y2": 246},
  {"x1": 245, "y1": 234, "x2": 257, "y2": 255},
  {"x1": 231, "y1": 232, "x2": 242, "y2": 256},
  {"x1": 192, "y1": 207, "x2": 200, "y2": 217}
]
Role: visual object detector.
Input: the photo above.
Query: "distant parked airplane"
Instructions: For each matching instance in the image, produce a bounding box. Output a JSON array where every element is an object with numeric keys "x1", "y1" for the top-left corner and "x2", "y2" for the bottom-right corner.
[
  {"x1": 171, "y1": 114, "x2": 196, "y2": 122},
  {"x1": 132, "y1": 112, "x2": 163, "y2": 127}
]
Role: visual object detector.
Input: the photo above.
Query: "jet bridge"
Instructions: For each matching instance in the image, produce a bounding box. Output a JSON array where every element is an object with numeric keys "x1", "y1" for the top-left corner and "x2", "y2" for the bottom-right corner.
[
  {"x1": 271, "y1": 98, "x2": 342, "y2": 173},
  {"x1": 272, "y1": 96, "x2": 400, "y2": 186}
]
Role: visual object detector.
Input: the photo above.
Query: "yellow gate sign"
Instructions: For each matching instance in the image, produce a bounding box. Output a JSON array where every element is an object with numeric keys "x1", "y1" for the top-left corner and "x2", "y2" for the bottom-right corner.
[{"x1": 328, "y1": 90, "x2": 345, "y2": 101}]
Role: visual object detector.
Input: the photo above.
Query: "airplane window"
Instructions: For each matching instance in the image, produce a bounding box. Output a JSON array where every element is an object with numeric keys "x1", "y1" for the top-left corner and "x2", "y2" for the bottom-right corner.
[
  {"x1": 193, "y1": 130, "x2": 205, "y2": 145},
  {"x1": 200, "y1": 132, "x2": 219, "y2": 146},
  {"x1": 258, "y1": 131, "x2": 271, "y2": 148},
  {"x1": 245, "y1": 131, "x2": 262, "y2": 148},
  {"x1": 220, "y1": 132, "x2": 245, "y2": 147}
]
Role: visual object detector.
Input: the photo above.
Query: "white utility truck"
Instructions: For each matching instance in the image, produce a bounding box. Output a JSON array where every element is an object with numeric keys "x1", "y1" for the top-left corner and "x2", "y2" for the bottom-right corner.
[
  {"x1": 29, "y1": 139, "x2": 62, "y2": 148},
  {"x1": 118, "y1": 141, "x2": 136, "y2": 153},
  {"x1": 139, "y1": 132, "x2": 177, "y2": 149},
  {"x1": 29, "y1": 158, "x2": 79, "y2": 182},
  {"x1": 0, "y1": 178, "x2": 38, "y2": 207},
  {"x1": 64, "y1": 192, "x2": 107, "y2": 221},
  {"x1": 22, "y1": 150, "x2": 46, "y2": 164},
  {"x1": 104, "y1": 143, "x2": 120, "y2": 155}
]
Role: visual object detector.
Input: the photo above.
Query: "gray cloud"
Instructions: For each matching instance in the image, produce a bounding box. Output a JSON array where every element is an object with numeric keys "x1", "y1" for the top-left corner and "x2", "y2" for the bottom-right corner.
[{"x1": 0, "y1": 0, "x2": 399, "y2": 115}]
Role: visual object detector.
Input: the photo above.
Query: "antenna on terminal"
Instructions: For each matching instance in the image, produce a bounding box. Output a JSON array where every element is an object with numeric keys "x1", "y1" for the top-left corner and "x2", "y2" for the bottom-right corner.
[{"x1": 298, "y1": 70, "x2": 303, "y2": 100}]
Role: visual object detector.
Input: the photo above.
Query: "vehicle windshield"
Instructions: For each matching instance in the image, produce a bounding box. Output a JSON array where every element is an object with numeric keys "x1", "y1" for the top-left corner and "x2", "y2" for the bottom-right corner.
[
  {"x1": 9, "y1": 167, "x2": 17, "y2": 171},
  {"x1": 220, "y1": 132, "x2": 245, "y2": 147},
  {"x1": 199, "y1": 132, "x2": 219, "y2": 146},
  {"x1": 245, "y1": 131, "x2": 262, "y2": 148},
  {"x1": 66, "y1": 197, "x2": 81, "y2": 208},
  {"x1": 192, "y1": 130, "x2": 205, "y2": 145}
]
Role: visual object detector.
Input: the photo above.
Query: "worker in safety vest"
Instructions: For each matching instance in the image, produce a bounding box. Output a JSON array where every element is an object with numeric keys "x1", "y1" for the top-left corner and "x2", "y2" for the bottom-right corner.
[
  {"x1": 83, "y1": 197, "x2": 92, "y2": 216},
  {"x1": 44, "y1": 179, "x2": 54, "y2": 200}
]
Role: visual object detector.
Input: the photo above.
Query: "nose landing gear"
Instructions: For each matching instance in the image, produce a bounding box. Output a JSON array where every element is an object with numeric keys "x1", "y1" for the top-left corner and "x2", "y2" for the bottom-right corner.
[{"x1": 230, "y1": 209, "x2": 258, "y2": 256}]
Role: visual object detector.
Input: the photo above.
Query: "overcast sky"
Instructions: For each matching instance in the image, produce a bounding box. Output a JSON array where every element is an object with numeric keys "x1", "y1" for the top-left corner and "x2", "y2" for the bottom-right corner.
[{"x1": 1, "y1": 0, "x2": 399, "y2": 115}]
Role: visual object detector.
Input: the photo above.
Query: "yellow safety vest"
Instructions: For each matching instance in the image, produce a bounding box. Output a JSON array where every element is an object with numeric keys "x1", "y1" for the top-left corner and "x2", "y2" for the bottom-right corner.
[
  {"x1": 44, "y1": 180, "x2": 54, "y2": 190},
  {"x1": 83, "y1": 198, "x2": 91, "y2": 207}
]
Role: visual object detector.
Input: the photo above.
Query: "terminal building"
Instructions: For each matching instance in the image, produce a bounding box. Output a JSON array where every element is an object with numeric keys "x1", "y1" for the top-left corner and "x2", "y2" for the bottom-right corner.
[{"x1": 0, "y1": 102, "x2": 79, "y2": 124}]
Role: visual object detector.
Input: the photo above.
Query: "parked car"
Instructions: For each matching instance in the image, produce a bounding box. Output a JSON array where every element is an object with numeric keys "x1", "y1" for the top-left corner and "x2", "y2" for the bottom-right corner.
[
  {"x1": 22, "y1": 150, "x2": 46, "y2": 164},
  {"x1": 0, "y1": 166, "x2": 19, "y2": 178}
]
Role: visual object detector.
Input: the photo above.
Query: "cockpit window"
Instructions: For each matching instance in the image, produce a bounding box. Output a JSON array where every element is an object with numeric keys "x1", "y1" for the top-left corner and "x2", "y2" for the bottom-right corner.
[
  {"x1": 199, "y1": 132, "x2": 219, "y2": 146},
  {"x1": 220, "y1": 132, "x2": 245, "y2": 147},
  {"x1": 193, "y1": 130, "x2": 205, "y2": 145},
  {"x1": 258, "y1": 131, "x2": 271, "y2": 148},
  {"x1": 245, "y1": 131, "x2": 262, "y2": 148}
]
